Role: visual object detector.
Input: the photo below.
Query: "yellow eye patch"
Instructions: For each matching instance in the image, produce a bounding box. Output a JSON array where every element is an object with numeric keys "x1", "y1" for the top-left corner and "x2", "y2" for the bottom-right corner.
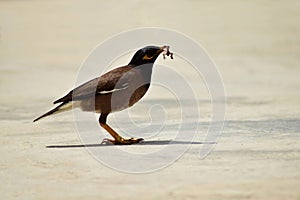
[{"x1": 143, "y1": 54, "x2": 154, "y2": 60}]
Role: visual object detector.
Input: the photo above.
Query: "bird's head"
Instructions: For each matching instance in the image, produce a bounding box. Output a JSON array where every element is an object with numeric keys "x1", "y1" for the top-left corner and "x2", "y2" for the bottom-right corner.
[{"x1": 129, "y1": 46, "x2": 167, "y2": 66}]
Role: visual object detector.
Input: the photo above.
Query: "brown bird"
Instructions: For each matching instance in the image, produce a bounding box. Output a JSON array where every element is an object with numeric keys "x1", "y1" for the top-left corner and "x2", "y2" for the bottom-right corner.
[{"x1": 34, "y1": 45, "x2": 173, "y2": 145}]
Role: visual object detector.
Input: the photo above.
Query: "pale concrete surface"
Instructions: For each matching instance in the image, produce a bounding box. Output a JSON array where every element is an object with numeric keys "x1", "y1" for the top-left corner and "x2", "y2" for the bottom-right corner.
[{"x1": 0, "y1": 1, "x2": 299, "y2": 199}]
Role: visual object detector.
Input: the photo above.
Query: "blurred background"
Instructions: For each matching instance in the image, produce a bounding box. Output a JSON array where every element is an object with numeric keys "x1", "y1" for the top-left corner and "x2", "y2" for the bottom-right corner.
[
  {"x1": 1, "y1": 1, "x2": 299, "y2": 118},
  {"x1": 0, "y1": 1, "x2": 299, "y2": 199}
]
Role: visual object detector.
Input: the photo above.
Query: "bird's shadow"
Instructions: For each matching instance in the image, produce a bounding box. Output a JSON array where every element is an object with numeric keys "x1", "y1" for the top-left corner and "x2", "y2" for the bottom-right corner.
[{"x1": 46, "y1": 140, "x2": 216, "y2": 148}]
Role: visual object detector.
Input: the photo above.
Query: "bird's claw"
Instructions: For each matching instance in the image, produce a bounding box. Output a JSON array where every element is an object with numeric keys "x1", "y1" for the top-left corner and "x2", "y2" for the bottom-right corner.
[{"x1": 101, "y1": 137, "x2": 144, "y2": 145}]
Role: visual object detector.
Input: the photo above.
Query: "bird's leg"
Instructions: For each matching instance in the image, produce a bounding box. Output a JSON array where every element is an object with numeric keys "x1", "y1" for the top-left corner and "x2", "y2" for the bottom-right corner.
[
  {"x1": 99, "y1": 114, "x2": 143, "y2": 145},
  {"x1": 100, "y1": 123, "x2": 143, "y2": 145}
]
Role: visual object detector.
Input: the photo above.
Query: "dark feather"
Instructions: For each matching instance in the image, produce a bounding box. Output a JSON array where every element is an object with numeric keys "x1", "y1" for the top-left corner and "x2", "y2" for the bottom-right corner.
[
  {"x1": 33, "y1": 102, "x2": 67, "y2": 122},
  {"x1": 54, "y1": 66, "x2": 134, "y2": 104}
]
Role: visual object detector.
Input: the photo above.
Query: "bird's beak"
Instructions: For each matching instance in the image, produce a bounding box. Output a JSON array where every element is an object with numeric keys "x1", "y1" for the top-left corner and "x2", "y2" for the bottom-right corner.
[{"x1": 158, "y1": 46, "x2": 166, "y2": 54}]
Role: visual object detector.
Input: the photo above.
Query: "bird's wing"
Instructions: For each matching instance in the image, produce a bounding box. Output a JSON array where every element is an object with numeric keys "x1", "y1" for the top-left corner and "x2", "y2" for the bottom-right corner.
[{"x1": 53, "y1": 66, "x2": 134, "y2": 104}]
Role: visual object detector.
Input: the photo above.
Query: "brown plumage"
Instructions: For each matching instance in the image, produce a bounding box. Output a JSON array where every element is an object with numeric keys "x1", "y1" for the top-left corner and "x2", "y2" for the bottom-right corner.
[{"x1": 34, "y1": 45, "x2": 173, "y2": 145}]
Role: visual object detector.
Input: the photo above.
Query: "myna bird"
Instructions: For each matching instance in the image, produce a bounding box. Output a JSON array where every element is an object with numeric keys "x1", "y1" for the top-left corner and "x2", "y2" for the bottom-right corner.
[{"x1": 34, "y1": 45, "x2": 173, "y2": 145}]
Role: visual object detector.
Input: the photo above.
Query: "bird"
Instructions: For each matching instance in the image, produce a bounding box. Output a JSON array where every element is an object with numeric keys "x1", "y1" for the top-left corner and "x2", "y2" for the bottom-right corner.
[{"x1": 34, "y1": 45, "x2": 173, "y2": 145}]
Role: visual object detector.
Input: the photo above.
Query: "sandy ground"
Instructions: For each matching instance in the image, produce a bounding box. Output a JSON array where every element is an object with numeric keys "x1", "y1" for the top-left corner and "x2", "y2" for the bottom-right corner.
[{"x1": 0, "y1": 0, "x2": 300, "y2": 199}]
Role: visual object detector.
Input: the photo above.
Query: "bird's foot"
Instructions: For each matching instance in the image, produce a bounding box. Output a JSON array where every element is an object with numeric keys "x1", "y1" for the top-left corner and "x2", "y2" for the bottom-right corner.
[{"x1": 101, "y1": 137, "x2": 144, "y2": 145}]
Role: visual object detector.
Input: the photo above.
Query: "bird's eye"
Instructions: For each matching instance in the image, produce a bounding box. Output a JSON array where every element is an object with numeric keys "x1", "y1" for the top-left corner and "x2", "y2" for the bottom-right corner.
[{"x1": 143, "y1": 54, "x2": 154, "y2": 60}]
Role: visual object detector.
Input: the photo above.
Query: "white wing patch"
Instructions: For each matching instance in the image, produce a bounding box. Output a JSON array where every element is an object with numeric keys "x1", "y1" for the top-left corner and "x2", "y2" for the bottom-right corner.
[{"x1": 97, "y1": 84, "x2": 128, "y2": 95}]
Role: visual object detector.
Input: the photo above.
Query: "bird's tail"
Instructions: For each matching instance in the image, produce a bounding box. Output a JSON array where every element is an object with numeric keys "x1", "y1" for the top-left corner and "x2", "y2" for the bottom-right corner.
[{"x1": 33, "y1": 102, "x2": 73, "y2": 122}]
